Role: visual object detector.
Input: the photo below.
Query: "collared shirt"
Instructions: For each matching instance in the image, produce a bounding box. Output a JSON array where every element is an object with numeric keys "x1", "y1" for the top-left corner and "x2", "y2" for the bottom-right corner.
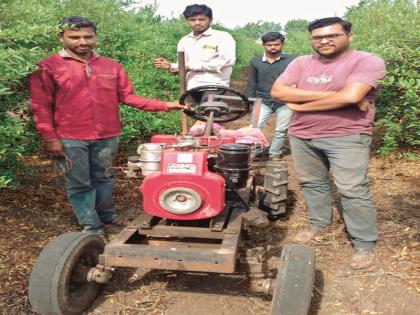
[
  {"x1": 172, "y1": 27, "x2": 236, "y2": 90},
  {"x1": 262, "y1": 53, "x2": 282, "y2": 63},
  {"x1": 29, "y1": 50, "x2": 168, "y2": 141},
  {"x1": 246, "y1": 53, "x2": 296, "y2": 106}
]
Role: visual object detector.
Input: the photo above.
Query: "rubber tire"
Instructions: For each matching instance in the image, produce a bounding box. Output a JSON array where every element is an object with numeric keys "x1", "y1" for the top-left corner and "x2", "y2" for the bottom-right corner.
[
  {"x1": 260, "y1": 161, "x2": 288, "y2": 220},
  {"x1": 270, "y1": 244, "x2": 316, "y2": 315},
  {"x1": 29, "y1": 232, "x2": 105, "y2": 315}
]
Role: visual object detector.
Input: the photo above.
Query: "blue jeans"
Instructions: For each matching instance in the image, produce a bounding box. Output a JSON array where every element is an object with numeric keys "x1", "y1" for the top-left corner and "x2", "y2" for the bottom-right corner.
[
  {"x1": 255, "y1": 103, "x2": 292, "y2": 156},
  {"x1": 289, "y1": 134, "x2": 377, "y2": 250},
  {"x1": 57, "y1": 137, "x2": 118, "y2": 231}
]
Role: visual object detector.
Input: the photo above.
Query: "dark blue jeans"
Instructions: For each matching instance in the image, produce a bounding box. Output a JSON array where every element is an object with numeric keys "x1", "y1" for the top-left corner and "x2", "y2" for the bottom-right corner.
[
  {"x1": 58, "y1": 137, "x2": 118, "y2": 231},
  {"x1": 290, "y1": 134, "x2": 377, "y2": 250}
]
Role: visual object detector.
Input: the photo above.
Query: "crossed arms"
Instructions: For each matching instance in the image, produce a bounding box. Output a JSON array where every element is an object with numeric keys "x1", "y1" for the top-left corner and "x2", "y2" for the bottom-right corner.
[{"x1": 271, "y1": 81, "x2": 373, "y2": 112}]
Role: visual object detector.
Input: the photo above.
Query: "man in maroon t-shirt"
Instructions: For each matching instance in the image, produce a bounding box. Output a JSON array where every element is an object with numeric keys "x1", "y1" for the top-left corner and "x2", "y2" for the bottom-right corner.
[
  {"x1": 29, "y1": 16, "x2": 187, "y2": 235},
  {"x1": 272, "y1": 17, "x2": 386, "y2": 269}
]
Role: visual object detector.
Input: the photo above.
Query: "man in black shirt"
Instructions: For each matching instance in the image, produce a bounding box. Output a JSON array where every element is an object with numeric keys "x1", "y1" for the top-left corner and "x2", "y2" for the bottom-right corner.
[{"x1": 247, "y1": 32, "x2": 296, "y2": 160}]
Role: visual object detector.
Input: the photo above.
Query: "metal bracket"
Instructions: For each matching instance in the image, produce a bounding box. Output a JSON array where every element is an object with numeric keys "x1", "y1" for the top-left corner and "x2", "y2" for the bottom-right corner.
[{"x1": 87, "y1": 264, "x2": 113, "y2": 284}]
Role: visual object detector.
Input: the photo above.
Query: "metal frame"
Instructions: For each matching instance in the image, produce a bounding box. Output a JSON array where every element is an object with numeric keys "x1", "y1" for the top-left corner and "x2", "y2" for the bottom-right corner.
[
  {"x1": 98, "y1": 137, "x2": 278, "y2": 294},
  {"x1": 102, "y1": 207, "x2": 244, "y2": 273}
]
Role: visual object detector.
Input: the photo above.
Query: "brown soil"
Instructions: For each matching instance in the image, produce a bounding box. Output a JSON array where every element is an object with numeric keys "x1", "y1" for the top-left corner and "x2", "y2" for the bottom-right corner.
[{"x1": 1, "y1": 79, "x2": 419, "y2": 314}]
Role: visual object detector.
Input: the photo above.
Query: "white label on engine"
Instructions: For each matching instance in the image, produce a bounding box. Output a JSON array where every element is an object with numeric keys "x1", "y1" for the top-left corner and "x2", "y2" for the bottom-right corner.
[
  {"x1": 177, "y1": 153, "x2": 193, "y2": 163},
  {"x1": 167, "y1": 163, "x2": 197, "y2": 174}
]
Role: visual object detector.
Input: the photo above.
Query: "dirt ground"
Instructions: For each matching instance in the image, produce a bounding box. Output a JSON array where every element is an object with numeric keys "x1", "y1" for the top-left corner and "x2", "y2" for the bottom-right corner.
[{"x1": 0, "y1": 80, "x2": 419, "y2": 314}]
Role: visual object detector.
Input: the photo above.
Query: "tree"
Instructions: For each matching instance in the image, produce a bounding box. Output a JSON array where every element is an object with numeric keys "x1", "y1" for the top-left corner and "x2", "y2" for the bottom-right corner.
[
  {"x1": 0, "y1": 0, "x2": 261, "y2": 188},
  {"x1": 235, "y1": 21, "x2": 283, "y2": 40},
  {"x1": 284, "y1": 19, "x2": 308, "y2": 34},
  {"x1": 282, "y1": 19, "x2": 312, "y2": 55}
]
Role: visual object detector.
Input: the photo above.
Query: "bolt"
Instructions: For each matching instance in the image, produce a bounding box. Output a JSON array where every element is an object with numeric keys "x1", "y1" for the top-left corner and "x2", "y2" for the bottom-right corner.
[{"x1": 176, "y1": 195, "x2": 187, "y2": 202}]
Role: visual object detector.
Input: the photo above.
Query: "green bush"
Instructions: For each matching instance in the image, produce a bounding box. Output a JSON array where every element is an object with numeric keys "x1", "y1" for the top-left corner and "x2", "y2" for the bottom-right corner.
[
  {"x1": 346, "y1": 0, "x2": 420, "y2": 154},
  {"x1": 0, "y1": 112, "x2": 33, "y2": 188},
  {"x1": 0, "y1": 0, "x2": 260, "y2": 188},
  {"x1": 283, "y1": 19, "x2": 312, "y2": 55},
  {"x1": 3, "y1": 0, "x2": 416, "y2": 189}
]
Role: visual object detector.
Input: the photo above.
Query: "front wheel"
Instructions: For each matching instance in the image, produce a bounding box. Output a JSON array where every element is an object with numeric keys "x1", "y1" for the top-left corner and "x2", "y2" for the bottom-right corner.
[
  {"x1": 270, "y1": 244, "x2": 316, "y2": 315},
  {"x1": 29, "y1": 232, "x2": 105, "y2": 315}
]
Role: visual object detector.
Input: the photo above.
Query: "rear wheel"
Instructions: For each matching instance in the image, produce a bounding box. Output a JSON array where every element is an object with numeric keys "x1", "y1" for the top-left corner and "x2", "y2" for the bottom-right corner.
[
  {"x1": 270, "y1": 244, "x2": 316, "y2": 315},
  {"x1": 29, "y1": 232, "x2": 105, "y2": 315},
  {"x1": 260, "y1": 161, "x2": 288, "y2": 220}
]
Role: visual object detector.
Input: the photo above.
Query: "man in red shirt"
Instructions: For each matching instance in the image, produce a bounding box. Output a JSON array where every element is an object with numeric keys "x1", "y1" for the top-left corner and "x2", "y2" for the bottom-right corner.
[{"x1": 29, "y1": 16, "x2": 187, "y2": 235}]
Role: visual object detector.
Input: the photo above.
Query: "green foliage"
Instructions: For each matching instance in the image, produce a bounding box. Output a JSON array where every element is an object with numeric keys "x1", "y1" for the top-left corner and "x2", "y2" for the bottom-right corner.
[
  {"x1": 233, "y1": 21, "x2": 283, "y2": 40},
  {"x1": 345, "y1": 0, "x2": 420, "y2": 154},
  {"x1": 283, "y1": 19, "x2": 312, "y2": 55},
  {"x1": 0, "y1": 0, "x2": 259, "y2": 188},
  {"x1": 231, "y1": 32, "x2": 261, "y2": 77},
  {"x1": 2, "y1": 0, "x2": 416, "y2": 189},
  {"x1": 0, "y1": 112, "x2": 33, "y2": 188},
  {"x1": 399, "y1": 152, "x2": 420, "y2": 161},
  {"x1": 283, "y1": 31, "x2": 312, "y2": 55},
  {"x1": 284, "y1": 19, "x2": 308, "y2": 33},
  {"x1": 119, "y1": 108, "x2": 181, "y2": 148}
]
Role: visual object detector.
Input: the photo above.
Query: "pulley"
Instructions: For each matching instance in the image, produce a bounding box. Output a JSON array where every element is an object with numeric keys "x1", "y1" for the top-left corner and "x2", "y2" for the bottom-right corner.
[{"x1": 159, "y1": 187, "x2": 202, "y2": 214}]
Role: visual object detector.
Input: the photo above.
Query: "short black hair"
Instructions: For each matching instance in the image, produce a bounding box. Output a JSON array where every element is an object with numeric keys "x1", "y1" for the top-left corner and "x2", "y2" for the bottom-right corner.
[
  {"x1": 59, "y1": 16, "x2": 97, "y2": 33},
  {"x1": 183, "y1": 4, "x2": 213, "y2": 20},
  {"x1": 307, "y1": 17, "x2": 352, "y2": 33},
  {"x1": 261, "y1": 32, "x2": 285, "y2": 44}
]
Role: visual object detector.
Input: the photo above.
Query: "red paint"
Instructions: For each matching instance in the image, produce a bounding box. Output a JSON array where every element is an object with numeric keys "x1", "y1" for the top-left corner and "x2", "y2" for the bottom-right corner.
[{"x1": 140, "y1": 150, "x2": 225, "y2": 220}]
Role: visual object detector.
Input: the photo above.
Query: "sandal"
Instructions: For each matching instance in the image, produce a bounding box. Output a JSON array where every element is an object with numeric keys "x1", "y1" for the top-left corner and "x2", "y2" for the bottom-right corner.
[{"x1": 350, "y1": 248, "x2": 375, "y2": 269}]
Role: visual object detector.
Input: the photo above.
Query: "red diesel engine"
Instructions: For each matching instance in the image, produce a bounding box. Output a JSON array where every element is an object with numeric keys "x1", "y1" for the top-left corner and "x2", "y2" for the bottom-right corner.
[{"x1": 140, "y1": 150, "x2": 225, "y2": 220}]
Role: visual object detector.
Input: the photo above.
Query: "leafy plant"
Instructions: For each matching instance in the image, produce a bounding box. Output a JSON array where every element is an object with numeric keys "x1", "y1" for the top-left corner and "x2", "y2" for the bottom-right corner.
[
  {"x1": 2, "y1": 0, "x2": 417, "y2": 189},
  {"x1": 0, "y1": 0, "x2": 260, "y2": 188},
  {"x1": 346, "y1": 0, "x2": 419, "y2": 154},
  {"x1": 233, "y1": 21, "x2": 283, "y2": 40}
]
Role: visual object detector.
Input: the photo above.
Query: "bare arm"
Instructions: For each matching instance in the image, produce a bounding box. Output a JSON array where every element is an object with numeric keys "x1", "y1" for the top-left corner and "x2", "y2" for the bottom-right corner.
[
  {"x1": 286, "y1": 82, "x2": 373, "y2": 112},
  {"x1": 271, "y1": 79, "x2": 335, "y2": 103}
]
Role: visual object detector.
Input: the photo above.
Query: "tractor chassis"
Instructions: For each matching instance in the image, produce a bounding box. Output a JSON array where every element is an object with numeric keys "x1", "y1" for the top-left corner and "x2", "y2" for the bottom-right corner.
[{"x1": 99, "y1": 187, "x2": 278, "y2": 295}]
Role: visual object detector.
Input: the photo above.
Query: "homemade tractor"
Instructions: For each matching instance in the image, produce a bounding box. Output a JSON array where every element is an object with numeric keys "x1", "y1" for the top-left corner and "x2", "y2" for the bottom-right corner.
[{"x1": 29, "y1": 86, "x2": 316, "y2": 315}]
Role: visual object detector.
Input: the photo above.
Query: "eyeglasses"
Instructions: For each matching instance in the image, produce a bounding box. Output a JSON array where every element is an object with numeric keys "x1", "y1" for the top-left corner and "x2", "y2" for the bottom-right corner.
[{"x1": 310, "y1": 33, "x2": 347, "y2": 42}]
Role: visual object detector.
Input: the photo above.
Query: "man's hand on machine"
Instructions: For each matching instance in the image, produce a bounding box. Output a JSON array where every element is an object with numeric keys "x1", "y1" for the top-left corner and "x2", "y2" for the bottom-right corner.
[{"x1": 166, "y1": 102, "x2": 190, "y2": 111}]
